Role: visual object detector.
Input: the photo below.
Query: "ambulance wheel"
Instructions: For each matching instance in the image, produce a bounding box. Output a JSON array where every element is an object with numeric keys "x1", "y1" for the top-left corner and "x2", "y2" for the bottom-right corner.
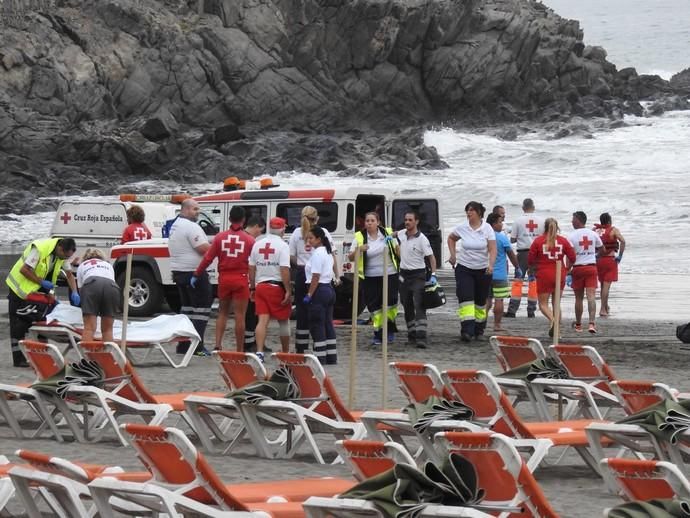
[{"x1": 118, "y1": 266, "x2": 163, "y2": 317}]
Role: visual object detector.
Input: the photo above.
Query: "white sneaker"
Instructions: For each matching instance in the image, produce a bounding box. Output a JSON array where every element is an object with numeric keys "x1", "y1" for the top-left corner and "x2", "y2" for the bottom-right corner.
[{"x1": 256, "y1": 351, "x2": 265, "y2": 363}]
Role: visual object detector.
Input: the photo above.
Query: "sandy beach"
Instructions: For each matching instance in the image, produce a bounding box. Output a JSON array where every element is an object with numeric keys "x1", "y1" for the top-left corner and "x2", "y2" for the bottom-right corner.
[{"x1": 0, "y1": 295, "x2": 687, "y2": 517}]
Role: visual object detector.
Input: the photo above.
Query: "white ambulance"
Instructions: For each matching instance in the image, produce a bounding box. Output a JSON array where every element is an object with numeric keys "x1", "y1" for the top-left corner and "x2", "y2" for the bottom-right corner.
[{"x1": 109, "y1": 180, "x2": 443, "y2": 317}]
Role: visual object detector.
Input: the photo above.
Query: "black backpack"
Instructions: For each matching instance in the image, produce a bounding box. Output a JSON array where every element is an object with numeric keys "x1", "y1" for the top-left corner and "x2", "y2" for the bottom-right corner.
[{"x1": 676, "y1": 323, "x2": 690, "y2": 344}]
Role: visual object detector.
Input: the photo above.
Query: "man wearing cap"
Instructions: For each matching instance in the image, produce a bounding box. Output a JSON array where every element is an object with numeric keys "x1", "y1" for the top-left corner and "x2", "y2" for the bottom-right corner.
[
  {"x1": 5, "y1": 237, "x2": 79, "y2": 367},
  {"x1": 249, "y1": 217, "x2": 292, "y2": 360},
  {"x1": 194, "y1": 206, "x2": 255, "y2": 352}
]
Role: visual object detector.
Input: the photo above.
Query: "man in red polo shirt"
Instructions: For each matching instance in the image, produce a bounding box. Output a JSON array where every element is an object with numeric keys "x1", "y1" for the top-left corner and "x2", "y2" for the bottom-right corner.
[{"x1": 194, "y1": 206, "x2": 255, "y2": 351}]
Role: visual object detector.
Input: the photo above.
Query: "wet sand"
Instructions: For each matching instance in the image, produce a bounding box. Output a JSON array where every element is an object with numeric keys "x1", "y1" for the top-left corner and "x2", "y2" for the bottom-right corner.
[{"x1": 0, "y1": 299, "x2": 687, "y2": 517}]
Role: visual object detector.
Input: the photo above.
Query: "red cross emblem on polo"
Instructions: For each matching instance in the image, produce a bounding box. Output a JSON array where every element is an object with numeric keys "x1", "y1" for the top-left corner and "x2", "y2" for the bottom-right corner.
[
  {"x1": 221, "y1": 234, "x2": 245, "y2": 257},
  {"x1": 543, "y1": 243, "x2": 563, "y2": 260},
  {"x1": 579, "y1": 235, "x2": 593, "y2": 250},
  {"x1": 258, "y1": 243, "x2": 275, "y2": 260},
  {"x1": 526, "y1": 219, "x2": 539, "y2": 232},
  {"x1": 133, "y1": 227, "x2": 148, "y2": 240}
]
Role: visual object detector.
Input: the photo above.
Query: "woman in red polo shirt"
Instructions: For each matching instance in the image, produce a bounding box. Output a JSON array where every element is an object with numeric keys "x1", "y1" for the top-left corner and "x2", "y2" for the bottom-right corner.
[{"x1": 528, "y1": 218, "x2": 576, "y2": 337}]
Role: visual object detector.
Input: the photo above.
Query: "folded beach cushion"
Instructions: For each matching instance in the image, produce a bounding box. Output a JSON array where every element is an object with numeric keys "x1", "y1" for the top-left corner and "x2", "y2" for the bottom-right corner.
[
  {"x1": 31, "y1": 359, "x2": 106, "y2": 399},
  {"x1": 607, "y1": 498, "x2": 690, "y2": 518},
  {"x1": 340, "y1": 452, "x2": 484, "y2": 518},
  {"x1": 225, "y1": 366, "x2": 300, "y2": 404},
  {"x1": 617, "y1": 399, "x2": 690, "y2": 444},
  {"x1": 404, "y1": 396, "x2": 474, "y2": 435},
  {"x1": 498, "y1": 357, "x2": 568, "y2": 381}
]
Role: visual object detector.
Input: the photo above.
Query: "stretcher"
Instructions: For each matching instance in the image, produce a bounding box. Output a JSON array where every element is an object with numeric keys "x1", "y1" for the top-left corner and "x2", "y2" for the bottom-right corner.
[{"x1": 29, "y1": 305, "x2": 201, "y2": 368}]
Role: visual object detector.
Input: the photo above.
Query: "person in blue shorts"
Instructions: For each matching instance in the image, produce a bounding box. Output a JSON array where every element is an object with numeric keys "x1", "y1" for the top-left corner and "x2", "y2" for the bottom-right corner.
[{"x1": 486, "y1": 213, "x2": 521, "y2": 332}]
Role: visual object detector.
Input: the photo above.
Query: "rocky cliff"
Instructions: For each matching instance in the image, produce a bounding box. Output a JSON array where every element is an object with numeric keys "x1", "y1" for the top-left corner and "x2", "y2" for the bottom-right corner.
[{"x1": 0, "y1": 0, "x2": 686, "y2": 213}]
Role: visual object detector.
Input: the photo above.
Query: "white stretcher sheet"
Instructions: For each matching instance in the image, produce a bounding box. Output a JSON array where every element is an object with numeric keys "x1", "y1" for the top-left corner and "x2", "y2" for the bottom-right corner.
[{"x1": 45, "y1": 304, "x2": 201, "y2": 344}]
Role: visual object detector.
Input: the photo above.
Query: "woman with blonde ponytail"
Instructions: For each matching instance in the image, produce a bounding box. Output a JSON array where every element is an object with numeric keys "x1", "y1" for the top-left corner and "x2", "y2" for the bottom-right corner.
[
  {"x1": 527, "y1": 218, "x2": 576, "y2": 337},
  {"x1": 289, "y1": 206, "x2": 338, "y2": 352}
]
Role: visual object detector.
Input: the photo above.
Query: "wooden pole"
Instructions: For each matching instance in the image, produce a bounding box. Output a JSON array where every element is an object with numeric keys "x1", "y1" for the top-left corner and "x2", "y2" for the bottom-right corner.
[
  {"x1": 381, "y1": 249, "x2": 389, "y2": 409},
  {"x1": 348, "y1": 247, "x2": 360, "y2": 409},
  {"x1": 554, "y1": 260, "x2": 563, "y2": 420},
  {"x1": 120, "y1": 251, "x2": 133, "y2": 352},
  {"x1": 553, "y1": 260, "x2": 562, "y2": 345}
]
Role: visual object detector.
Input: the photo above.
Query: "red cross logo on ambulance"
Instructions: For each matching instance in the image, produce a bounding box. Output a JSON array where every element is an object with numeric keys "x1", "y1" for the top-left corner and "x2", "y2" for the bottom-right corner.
[
  {"x1": 543, "y1": 243, "x2": 564, "y2": 260},
  {"x1": 221, "y1": 234, "x2": 245, "y2": 257}
]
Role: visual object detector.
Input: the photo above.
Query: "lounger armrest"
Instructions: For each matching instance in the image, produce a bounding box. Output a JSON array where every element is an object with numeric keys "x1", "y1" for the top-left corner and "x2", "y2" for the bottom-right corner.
[
  {"x1": 421, "y1": 507, "x2": 495, "y2": 517},
  {"x1": 495, "y1": 378, "x2": 528, "y2": 389},
  {"x1": 529, "y1": 378, "x2": 617, "y2": 401},
  {"x1": 303, "y1": 496, "x2": 381, "y2": 516}
]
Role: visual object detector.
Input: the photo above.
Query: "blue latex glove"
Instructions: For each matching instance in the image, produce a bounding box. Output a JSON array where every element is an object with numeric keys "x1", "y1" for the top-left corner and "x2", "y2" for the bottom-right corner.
[
  {"x1": 384, "y1": 235, "x2": 395, "y2": 244},
  {"x1": 428, "y1": 274, "x2": 438, "y2": 286},
  {"x1": 70, "y1": 292, "x2": 81, "y2": 306},
  {"x1": 303, "y1": 294, "x2": 312, "y2": 304},
  {"x1": 40, "y1": 280, "x2": 54, "y2": 291},
  {"x1": 527, "y1": 273, "x2": 536, "y2": 282},
  {"x1": 615, "y1": 254, "x2": 623, "y2": 263},
  {"x1": 566, "y1": 274, "x2": 573, "y2": 288},
  {"x1": 190, "y1": 275, "x2": 198, "y2": 288},
  {"x1": 514, "y1": 267, "x2": 524, "y2": 279}
]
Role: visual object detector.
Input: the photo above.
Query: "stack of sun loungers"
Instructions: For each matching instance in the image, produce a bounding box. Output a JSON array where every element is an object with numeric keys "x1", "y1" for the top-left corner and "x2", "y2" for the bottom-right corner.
[{"x1": 2, "y1": 333, "x2": 690, "y2": 517}]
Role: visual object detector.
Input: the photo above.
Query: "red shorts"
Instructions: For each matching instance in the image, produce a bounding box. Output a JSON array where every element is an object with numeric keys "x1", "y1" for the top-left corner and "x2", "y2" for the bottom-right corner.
[
  {"x1": 571, "y1": 264, "x2": 598, "y2": 290},
  {"x1": 255, "y1": 283, "x2": 291, "y2": 320},
  {"x1": 536, "y1": 267, "x2": 566, "y2": 295},
  {"x1": 596, "y1": 256, "x2": 618, "y2": 283},
  {"x1": 218, "y1": 273, "x2": 250, "y2": 300}
]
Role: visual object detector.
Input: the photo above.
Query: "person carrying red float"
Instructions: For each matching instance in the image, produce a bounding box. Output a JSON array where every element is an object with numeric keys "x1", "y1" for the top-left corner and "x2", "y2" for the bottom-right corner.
[{"x1": 593, "y1": 212, "x2": 626, "y2": 317}]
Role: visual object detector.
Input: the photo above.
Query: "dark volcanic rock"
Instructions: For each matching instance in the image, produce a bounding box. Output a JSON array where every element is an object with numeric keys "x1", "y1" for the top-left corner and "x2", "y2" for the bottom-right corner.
[
  {"x1": 141, "y1": 107, "x2": 179, "y2": 141},
  {"x1": 670, "y1": 68, "x2": 690, "y2": 90},
  {"x1": 0, "y1": 0, "x2": 687, "y2": 213}
]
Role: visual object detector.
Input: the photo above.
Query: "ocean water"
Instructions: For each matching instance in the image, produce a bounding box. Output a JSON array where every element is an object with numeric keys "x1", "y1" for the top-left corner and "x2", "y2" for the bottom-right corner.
[{"x1": 544, "y1": 0, "x2": 690, "y2": 79}]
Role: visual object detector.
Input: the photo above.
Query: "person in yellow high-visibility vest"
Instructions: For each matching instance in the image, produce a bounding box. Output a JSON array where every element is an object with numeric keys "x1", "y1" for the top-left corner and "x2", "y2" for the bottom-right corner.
[
  {"x1": 5, "y1": 237, "x2": 78, "y2": 367},
  {"x1": 348, "y1": 212, "x2": 399, "y2": 344}
]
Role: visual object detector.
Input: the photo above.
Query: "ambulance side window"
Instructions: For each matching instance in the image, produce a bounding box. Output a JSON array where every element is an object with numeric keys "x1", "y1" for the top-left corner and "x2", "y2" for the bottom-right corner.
[
  {"x1": 241, "y1": 205, "x2": 268, "y2": 227},
  {"x1": 198, "y1": 211, "x2": 219, "y2": 236},
  {"x1": 276, "y1": 203, "x2": 338, "y2": 232}
]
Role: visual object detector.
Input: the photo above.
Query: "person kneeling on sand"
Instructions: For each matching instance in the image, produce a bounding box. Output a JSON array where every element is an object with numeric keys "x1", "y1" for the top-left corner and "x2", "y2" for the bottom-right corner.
[{"x1": 77, "y1": 248, "x2": 121, "y2": 342}]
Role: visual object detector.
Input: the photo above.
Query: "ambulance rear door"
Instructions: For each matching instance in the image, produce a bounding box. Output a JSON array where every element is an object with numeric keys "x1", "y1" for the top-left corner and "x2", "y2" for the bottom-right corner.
[
  {"x1": 392, "y1": 198, "x2": 443, "y2": 267},
  {"x1": 51, "y1": 201, "x2": 128, "y2": 251}
]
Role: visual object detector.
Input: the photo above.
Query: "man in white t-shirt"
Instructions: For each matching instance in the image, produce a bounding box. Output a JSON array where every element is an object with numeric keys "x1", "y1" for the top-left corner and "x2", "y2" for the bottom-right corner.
[
  {"x1": 169, "y1": 199, "x2": 211, "y2": 356},
  {"x1": 506, "y1": 198, "x2": 544, "y2": 318},
  {"x1": 567, "y1": 211, "x2": 603, "y2": 334},
  {"x1": 397, "y1": 210, "x2": 436, "y2": 349},
  {"x1": 249, "y1": 217, "x2": 291, "y2": 359}
]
